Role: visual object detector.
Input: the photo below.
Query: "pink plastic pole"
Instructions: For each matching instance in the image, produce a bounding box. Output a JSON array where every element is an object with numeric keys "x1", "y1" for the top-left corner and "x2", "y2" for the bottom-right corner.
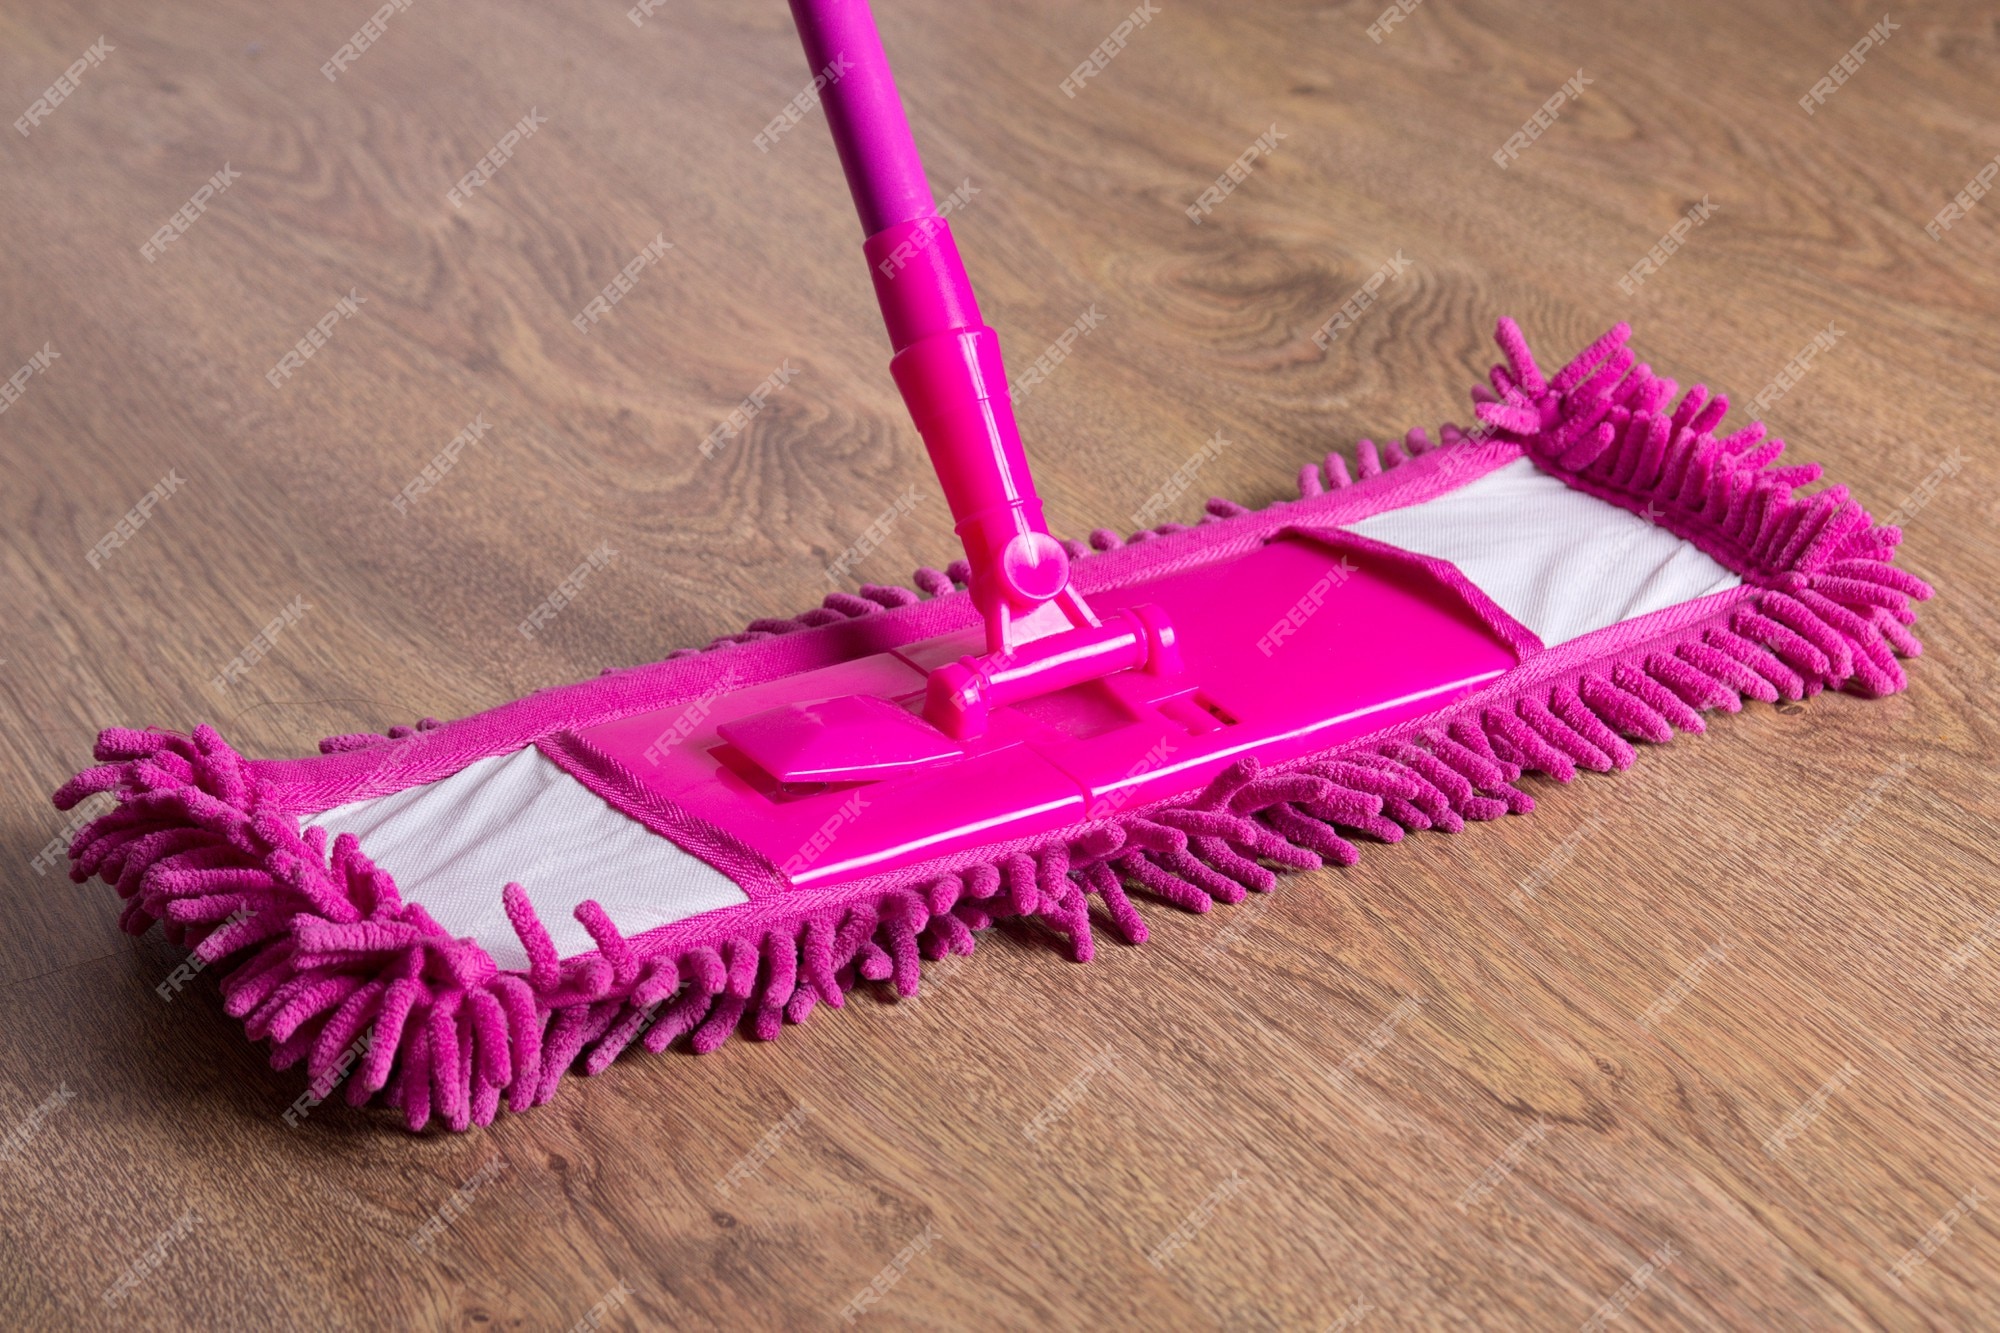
[
  {"x1": 787, "y1": 0, "x2": 1085, "y2": 654},
  {"x1": 785, "y1": 0, "x2": 934, "y2": 234}
]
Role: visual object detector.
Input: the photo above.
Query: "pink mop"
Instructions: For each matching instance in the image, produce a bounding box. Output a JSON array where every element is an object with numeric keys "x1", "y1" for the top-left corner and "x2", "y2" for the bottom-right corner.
[{"x1": 55, "y1": 0, "x2": 1929, "y2": 1130}]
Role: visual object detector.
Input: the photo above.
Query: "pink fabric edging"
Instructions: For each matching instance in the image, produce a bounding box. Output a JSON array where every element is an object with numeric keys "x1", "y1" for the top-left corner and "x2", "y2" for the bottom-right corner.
[{"x1": 53, "y1": 319, "x2": 1930, "y2": 1132}]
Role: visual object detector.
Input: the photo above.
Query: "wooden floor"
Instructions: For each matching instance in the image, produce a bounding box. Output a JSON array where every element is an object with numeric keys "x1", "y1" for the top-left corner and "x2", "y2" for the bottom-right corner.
[{"x1": 2, "y1": 0, "x2": 1996, "y2": 1327}]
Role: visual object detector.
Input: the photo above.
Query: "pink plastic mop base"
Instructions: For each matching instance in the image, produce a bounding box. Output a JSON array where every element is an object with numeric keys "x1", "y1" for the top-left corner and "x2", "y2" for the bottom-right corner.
[{"x1": 564, "y1": 528, "x2": 1529, "y2": 890}]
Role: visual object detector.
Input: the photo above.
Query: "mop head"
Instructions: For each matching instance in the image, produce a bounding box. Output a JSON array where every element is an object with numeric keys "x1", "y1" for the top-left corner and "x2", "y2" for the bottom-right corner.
[{"x1": 56, "y1": 320, "x2": 1930, "y2": 1131}]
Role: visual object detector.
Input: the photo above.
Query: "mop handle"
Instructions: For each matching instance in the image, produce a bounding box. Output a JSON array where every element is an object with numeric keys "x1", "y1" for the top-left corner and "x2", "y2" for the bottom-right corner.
[
  {"x1": 785, "y1": 0, "x2": 932, "y2": 235},
  {"x1": 786, "y1": 0, "x2": 1082, "y2": 651}
]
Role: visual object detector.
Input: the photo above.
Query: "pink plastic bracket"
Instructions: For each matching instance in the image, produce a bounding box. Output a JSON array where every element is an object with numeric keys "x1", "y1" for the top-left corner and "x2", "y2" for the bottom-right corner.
[{"x1": 565, "y1": 528, "x2": 1532, "y2": 888}]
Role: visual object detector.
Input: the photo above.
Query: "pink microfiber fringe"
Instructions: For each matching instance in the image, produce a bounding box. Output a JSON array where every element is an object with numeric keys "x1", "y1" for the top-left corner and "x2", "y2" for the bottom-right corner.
[{"x1": 56, "y1": 320, "x2": 1930, "y2": 1132}]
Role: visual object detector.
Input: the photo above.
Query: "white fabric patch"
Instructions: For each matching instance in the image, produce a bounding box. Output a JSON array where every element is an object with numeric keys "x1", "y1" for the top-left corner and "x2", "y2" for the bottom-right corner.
[
  {"x1": 1344, "y1": 456, "x2": 1740, "y2": 645},
  {"x1": 305, "y1": 746, "x2": 748, "y2": 970}
]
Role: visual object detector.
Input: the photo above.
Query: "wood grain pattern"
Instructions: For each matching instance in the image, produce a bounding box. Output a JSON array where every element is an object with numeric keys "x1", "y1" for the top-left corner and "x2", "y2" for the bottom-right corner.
[{"x1": 2, "y1": 0, "x2": 1997, "y2": 1327}]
